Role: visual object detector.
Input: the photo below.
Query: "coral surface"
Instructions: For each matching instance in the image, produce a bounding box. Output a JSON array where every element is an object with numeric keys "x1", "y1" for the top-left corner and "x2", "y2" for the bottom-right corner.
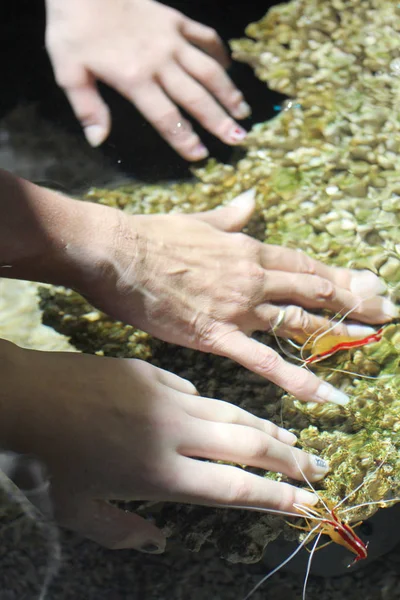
[{"x1": 34, "y1": 0, "x2": 400, "y2": 561}]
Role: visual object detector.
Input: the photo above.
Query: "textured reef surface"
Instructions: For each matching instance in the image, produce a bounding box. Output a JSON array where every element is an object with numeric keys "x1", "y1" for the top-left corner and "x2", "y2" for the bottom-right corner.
[{"x1": 37, "y1": 0, "x2": 400, "y2": 563}]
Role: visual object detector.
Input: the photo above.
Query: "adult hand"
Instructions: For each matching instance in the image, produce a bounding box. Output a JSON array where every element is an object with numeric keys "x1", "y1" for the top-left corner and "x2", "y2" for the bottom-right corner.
[
  {"x1": 8, "y1": 344, "x2": 326, "y2": 552},
  {"x1": 45, "y1": 0, "x2": 250, "y2": 160},
  {"x1": 76, "y1": 189, "x2": 395, "y2": 407}
]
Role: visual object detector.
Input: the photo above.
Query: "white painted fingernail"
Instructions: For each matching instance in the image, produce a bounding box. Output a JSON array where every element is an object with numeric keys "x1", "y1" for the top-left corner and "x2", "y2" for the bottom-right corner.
[
  {"x1": 310, "y1": 455, "x2": 330, "y2": 481},
  {"x1": 315, "y1": 383, "x2": 349, "y2": 406},
  {"x1": 350, "y1": 270, "x2": 387, "y2": 297},
  {"x1": 381, "y1": 298, "x2": 399, "y2": 319},
  {"x1": 346, "y1": 324, "x2": 376, "y2": 337},
  {"x1": 230, "y1": 189, "x2": 256, "y2": 207},
  {"x1": 232, "y1": 101, "x2": 252, "y2": 119},
  {"x1": 84, "y1": 125, "x2": 107, "y2": 147},
  {"x1": 296, "y1": 489, "x2": 319, "y2": 506},
  {"x1": 188, "y1": 143, "x2": 209, "y2": 160}
]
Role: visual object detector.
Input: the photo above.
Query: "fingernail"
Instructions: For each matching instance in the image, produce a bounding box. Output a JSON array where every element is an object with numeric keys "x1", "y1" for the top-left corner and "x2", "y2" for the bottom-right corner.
[
  {"x1": 350, "y1": 270, "x2": 387, "y2": 297},
  {"x1": 230, "y1": 188, "x2": 256, "y2": 208},
  {"x1": 189, "y1": 143, "x2": 209, "y2": 160},
  {"x1": 315, "y1": 382, "x2": 349, "y2": 406},
  {"x1": 84, "y1": 124, "x2": 107, "y2": 147},
  {"x1": 296, "y1": 489, "x2": 319, "y2": 507},
  {"x1": 310, "y1": 455, "x2": 330, "y2": 481},
  {"x1": 381, "y1": 298, "x2": 399, "y2": 319},
  {"x1": 279, "y1": 429, "x2": 298, "y2": 445},
  {"x1": 140, "y1": 542, "x2": 162, "y2": 554},
  {"x1": 232, "y1": 101, "x2": 252, "y2": 119},
  {"x1": 346, "y1": 324, "x2": 376, "y2": 337},
  {"x1": 228, "y1": 125, "x2": 247, "y2": 143}
]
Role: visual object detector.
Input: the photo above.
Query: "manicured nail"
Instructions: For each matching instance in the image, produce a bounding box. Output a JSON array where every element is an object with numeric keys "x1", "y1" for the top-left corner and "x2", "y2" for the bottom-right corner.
[
  {"x1": 296, "y1": 489, "x2": 319, "y2": 507},
  {"x1": 310, "y1": 455, "x2": 330, "y2": 481},
  {"x1": 230, "y1": 188, "x2": 256, "y2": 208},
  {"x1": 381, "y1": 298, "x2": 399, "y2": 319},
  {"x1": 315, "y1": 383, "x2": 349, "y2": 406},
  {"x1": 84, "y1": 124, "x2": 107, "y2": 147},
  {"x1": 228, "y1": 125, "x2": 247, "y2": 143},
  {"x1": 189, "y1": 143, "x2": 209, "y2": 160},
  {"x1": 346, "y1": 324, "x2": 376, "y2": 337},
  {"x1": 350, "y1": 270, "x2": 387, "y2": 297},
  {"x1": 140, "y1": 543, "x2": 161, "y2": 554},
  {"x1": 232, "y1": 101, "x2": 252, "y2": 119},
  {"x1": 279, "y1": 428, "x2": 298, "y2": 445}
]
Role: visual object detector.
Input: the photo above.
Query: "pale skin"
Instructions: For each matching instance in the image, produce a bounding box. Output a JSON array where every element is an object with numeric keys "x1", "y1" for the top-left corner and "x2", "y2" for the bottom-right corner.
[
  {"x1": 0, "y1": 169, "x2": 397, "y2": 552},
  {"x1": 44, "y1": 0, "x2": 250, "y2": 159}
]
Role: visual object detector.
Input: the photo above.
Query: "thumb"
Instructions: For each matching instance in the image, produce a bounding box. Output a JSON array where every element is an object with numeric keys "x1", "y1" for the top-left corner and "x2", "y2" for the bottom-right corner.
[
  {"x1": 56, "y1": 495, "x2": 166, "y2": 553},
  {"x1": 64, "y1": 76, "x2": 111, "y2": 148},
  {"x1": 190, "y1": 188, "x2": 256, "y2": 232}
]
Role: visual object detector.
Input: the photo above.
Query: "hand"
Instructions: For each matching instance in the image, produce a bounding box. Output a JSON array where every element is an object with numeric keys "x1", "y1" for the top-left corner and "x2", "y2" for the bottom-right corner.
[
  {"x1": 12, "y1": 347, "x2": 326, "y2": 552},
  {"x1": 78, "y1": 189, "x2": 395, "y2": 407},
  {"x1": 45, "y1": 0, "x2": 250, "y2": 160}
]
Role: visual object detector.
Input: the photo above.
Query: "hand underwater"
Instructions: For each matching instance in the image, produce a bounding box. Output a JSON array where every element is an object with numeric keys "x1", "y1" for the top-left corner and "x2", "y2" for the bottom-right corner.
[
  {"x1": 77, "y1": 189, "x2": 396, "y2": 407},
  {"x1": 45, "y1": 0, "x2": 250, "y2": 159},
  {"x1": 2, "y1": 342, "x2": 327, "y2": 551}
]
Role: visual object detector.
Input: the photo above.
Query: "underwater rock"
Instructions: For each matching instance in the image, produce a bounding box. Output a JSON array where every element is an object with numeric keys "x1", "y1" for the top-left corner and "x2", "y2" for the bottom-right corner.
[{"x1": 36, "y1": 0, "x2": 400, "y2": 562}]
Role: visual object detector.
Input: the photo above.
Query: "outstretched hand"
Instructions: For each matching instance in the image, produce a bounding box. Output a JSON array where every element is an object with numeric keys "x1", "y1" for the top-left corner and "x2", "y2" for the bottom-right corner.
[
  {"x1": 15, "y1": 347, "x2": 326, "y2": 552},
  {"x1": 79, "y1": 189, "x2": 395, "y2": 407},
  {"x1": 45, "y1": 0, "x2": 249, "y2": 159}
]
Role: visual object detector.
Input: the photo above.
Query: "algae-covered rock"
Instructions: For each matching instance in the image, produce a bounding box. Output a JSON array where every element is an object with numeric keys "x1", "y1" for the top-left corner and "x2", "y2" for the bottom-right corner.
[{"x1": 38, "y1": 0, "x2": 400, "y2": 562}]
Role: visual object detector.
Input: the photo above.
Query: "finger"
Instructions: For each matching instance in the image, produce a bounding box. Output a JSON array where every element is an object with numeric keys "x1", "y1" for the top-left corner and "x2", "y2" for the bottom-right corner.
[
  {"x1": 190, "y1": 189, "x2": 255, "y2": 231},
  {"x1": 54, "y1": 495, "x2": 165, "y2": 552},
  {"x1": 180, "y1": 18, "x2": 230, "y2": 68},
  {"x1": 254, "y1": 303, "x2": 376, "y2": 344},
  {"x1": 129, "y1": 81, "x2": 209, "y2": 161},
  {"x1": 212, "y1": 330, "x2": 350, "y2": 406},
  {"x1": 156, "y1": 367, "x2": 199, "y2": 395},
  {"x1": 181, "y1": 395, "x2": 297, "y2": 445},
  {"x1": 260, "y1": 246, "x2": 387, "y2": 299},
  {"x1": 63, "y1": 77, "x2": 111, "y2": 148},
  {"x1": 159, "y1": 62, "x2": 247, "y2": 145},
  {"x1": 178, "y1": 45, "x2": 251, "y2": 120},
  {"x1": 171, "y1": 457, "x2": 318, "y2": 514},
  {"x1": 180, "y1": 419, "x2": 328, "y2": 483}
]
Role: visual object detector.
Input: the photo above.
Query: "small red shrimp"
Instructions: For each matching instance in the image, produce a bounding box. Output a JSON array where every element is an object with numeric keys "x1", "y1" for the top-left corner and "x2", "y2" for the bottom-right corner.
[
  {"x1": 304, "y1": 327, "x2": 384, "y2": 365},
  {"x1": 239, "y1": 453, "x2": 399, "y2": 600}
]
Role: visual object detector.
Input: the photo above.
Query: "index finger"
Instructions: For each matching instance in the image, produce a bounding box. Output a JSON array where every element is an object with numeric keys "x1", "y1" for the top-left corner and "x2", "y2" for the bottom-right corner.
[
  {"x1": 213, "y1": 330, "x2": 349, "y2": 406},
  {"x1": 172, "y1": 458, "x2": 318, "y2": 514}
]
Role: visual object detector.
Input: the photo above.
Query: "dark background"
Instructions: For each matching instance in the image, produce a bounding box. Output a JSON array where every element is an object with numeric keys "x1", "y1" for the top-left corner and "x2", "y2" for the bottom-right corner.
[{"x1": 1, "y1": 0, "x2": 283, "y2": 180}]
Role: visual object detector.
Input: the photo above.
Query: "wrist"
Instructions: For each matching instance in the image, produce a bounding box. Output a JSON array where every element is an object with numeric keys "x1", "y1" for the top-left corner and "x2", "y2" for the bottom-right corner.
[{"x1": 0, "y1": 169, "x2": 128, "y2": 293}]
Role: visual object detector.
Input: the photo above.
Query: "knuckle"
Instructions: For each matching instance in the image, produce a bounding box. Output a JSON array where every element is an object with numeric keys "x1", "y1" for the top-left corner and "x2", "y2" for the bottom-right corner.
[
  {"x1": 247, "y1": 434, "x2": 269, "y2": 462},
  {"x1": 253, "y1": 348, "x2": 282, "y2": 376},
  {"x1": 295, "y1": 251, "x2": 317, "y2": 275},
  {"x1": 285, "y1": 305, "x2": 312, "y2": 333},
  {"x1": 312, "y1": 276, "x2": 336, "y2": 302},
  {"x1": 225, "y1": 476, "x2": 253, "y2": 505}
]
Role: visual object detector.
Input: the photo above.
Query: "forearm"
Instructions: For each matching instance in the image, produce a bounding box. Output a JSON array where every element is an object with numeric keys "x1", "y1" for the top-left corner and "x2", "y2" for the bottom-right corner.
[{"x1": 0, "y1": 169, "x2": 118, "y2": 290}]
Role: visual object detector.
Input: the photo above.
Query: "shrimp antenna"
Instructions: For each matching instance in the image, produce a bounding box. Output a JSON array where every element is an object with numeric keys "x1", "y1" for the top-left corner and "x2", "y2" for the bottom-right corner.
[
  {"x1": 341, "y1": 496, "x2": 400, "y2": 516},
  {"x1": 223, "y1": 504, "x2": 325, "y2": 522},
  {"x1": 302, "y1": 532, "x2": 322, "y2": 600},
  {"x1": 242, "y1": 523, "x2": 320, "y2": 600}
]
